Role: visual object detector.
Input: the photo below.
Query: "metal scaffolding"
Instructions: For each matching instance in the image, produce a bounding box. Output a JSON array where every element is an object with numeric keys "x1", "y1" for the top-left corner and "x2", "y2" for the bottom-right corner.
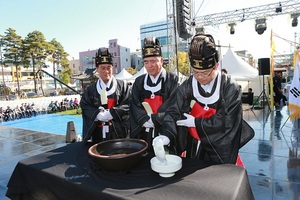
[
  {"x1": 194, "y1": 0, "x2": 300, "y2": 27},
  {"x1": 165, "y1": 0, "x2": 178, "y2": 71},
  {"x1": 165, "y1": 0, "x2": 300, "y2": 72}
]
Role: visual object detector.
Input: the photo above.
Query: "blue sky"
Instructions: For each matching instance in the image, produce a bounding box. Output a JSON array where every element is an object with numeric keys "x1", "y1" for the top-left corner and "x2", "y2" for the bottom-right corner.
[{"x1": 0, "y1": 0, "x2": 297, "y2": 60}]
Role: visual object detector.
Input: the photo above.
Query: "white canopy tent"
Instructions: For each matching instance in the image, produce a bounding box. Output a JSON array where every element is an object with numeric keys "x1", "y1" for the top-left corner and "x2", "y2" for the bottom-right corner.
[
  {"x1": 221, "y1": 48, "x2": 258, "y2": 81},
  {"x1": 128, "y1": 67, "x2": 147, "y2": 82},
  {"x1": 115, "y1": 68, "x2": 133, "y2": 81},
  {"x1": 220, "y1": 48, "x2": 264, "y2": 96}
]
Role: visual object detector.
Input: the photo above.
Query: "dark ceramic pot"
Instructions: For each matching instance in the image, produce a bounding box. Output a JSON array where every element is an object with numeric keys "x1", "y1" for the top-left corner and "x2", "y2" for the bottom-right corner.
[{"x1": 88, "y1": 138, "x2": 148, "y2": 172}]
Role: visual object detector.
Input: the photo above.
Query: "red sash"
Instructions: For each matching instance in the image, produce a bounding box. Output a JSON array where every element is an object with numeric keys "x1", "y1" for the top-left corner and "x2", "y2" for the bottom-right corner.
[
  {"x1": 144, "y1": 96, "x2": 163, "y2": 114},
  {"x1": 107, "y1": 98, "x2": 115, "y2": 109},
  {"x1": 188, "y1": 102, "x2": 216, "y2": 140}
]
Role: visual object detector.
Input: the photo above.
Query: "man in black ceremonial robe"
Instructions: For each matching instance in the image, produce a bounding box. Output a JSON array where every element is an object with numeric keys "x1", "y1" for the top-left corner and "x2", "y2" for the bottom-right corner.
[
  {"x1": 162, "y1": 34, "x2": 251, "y2": 166},
  {"x1": 130, "y1": 37, "x2": 179, "y2": 153},
  {"x1": 80, "y1": 48, "x2": 131, "y2": 144}
]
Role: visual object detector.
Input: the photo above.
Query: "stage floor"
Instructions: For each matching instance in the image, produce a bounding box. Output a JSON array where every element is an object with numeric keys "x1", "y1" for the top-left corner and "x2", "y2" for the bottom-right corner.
[{"x1": 0, "y1": 104, "x2": 299, "y2": 200}]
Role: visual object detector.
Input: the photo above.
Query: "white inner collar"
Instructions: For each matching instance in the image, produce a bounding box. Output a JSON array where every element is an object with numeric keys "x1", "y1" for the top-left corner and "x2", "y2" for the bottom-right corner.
[
  {"x1": 96, "y1": 76, "x2": 117, "y2": 96},
  {"x1": 192, "y1": 70, "x2": 221, "y2": 109},
  {"x1": 144, "y1": 68, "x2": 166, "y2": 98}
]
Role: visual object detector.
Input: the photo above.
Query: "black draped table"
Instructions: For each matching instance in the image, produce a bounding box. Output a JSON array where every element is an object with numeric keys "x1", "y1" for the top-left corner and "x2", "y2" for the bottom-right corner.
[{"x1": 6, "y1": 142, "x2": 254, "y2": 200}]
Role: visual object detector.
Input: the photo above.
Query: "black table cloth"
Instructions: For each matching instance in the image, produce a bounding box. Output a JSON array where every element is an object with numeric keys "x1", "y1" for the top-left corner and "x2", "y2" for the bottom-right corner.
[{"x1": 6, "y1": 142, "x2": 254, "y2": 200}]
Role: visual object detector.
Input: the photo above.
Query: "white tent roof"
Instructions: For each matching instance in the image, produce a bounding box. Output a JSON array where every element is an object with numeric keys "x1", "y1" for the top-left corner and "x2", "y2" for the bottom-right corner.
[
  {"x1": 221, "y1": 48, "x2": 258, "y2": 81},
  {"x1": 220, "y1": 48, "x2": 264, "y2": 96},
  {"x1": 130, "y1": 67, "x2": 147, "y2": 80},
  {"x1": 115, "y1": 68, "x2": 133, "y2": 80}
]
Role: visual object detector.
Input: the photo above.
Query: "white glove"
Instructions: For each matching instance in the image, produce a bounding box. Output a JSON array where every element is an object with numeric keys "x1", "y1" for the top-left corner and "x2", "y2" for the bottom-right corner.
[
  {"x1": 103, "y1": 109, "x2": 113, "y2": 120},
  {"x1": 176, "y1": 113, "x2": 195, "y2": 127},
  {"x1": 96, "y1": 112, "x2": 107, "y2": 122},
  {"x1": 96, "y1": 109, "x2": 113, "y2": 122},
  {"x1": 153, "y1": 135, "x2": 170, "y2": 146}
]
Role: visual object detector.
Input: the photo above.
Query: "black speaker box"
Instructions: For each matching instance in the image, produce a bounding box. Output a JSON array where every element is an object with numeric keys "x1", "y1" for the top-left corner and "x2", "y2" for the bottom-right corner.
[{"x1": 258, "y1": 58, "x2": 270, "y2": 75}]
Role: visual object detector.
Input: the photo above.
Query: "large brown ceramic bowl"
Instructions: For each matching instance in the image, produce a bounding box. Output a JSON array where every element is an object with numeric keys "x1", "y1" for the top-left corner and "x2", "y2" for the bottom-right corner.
[{"x1": 88, "y1": 138, "x2": 148, "y2": 172}]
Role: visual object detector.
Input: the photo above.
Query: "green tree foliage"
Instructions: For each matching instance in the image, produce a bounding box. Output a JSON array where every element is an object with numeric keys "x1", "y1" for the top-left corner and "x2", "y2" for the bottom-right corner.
[
  {"x1": 2, "y1": 28, "x2": 23, "y2": 66},
  {"x1": 60, "y1": 70, "x2": 71, "y2": 85},
  {"x1": 23, "y1": 30, "x2": 50, "y2": 68},
  {"x1": 22, "y1": 31, "x2": 52, "y2": 93},
  {"x1": 126, "y1": 67, "x2": 137, "y2": 75},
  {"x1": 0, "y1": 28, "x2": 75, "y2": 96},
  {"x1": 1, "y1": 28, "x2": 24, "y2": 95},
  {"x1": 177, "y1": 51, "x2": 190, "y2": 76},
  {"x1": 0, "y1": 84, "x2": 11, "y2": 96},
  {"x1": 49, "y1": 38, "x2": 70, "y2": 85},
  {"x1": 0, "y1": 28, "x2": 72, "y2": 90},
  {"x1": 165, "y1": 51, "x2": 190, "y2": 76}
]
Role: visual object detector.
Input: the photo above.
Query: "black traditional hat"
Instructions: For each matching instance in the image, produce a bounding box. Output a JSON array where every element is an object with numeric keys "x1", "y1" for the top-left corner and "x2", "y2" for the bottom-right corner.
[
  {"x1": 95, "y1": 48, "x2": 113, "y2": 66},
  {"x1": 189, "y1": 34, "x2": 219, "y2": 70},
  {"x1": 142, "y1": 37, "x2": 162, "y2": 58}
]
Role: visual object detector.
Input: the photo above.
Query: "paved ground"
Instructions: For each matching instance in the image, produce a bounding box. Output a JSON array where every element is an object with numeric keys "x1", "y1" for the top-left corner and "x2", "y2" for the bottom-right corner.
[{"x1": 0, "y1": 104, "x2": 299, "y2": 200}]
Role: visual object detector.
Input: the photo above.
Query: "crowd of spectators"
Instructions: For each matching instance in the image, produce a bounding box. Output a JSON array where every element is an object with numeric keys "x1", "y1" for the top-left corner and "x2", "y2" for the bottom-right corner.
[
  {"x1": 47, "y1": 97, "x2": 79, "y2": 113},
  {"x1": 0, "y1": 97, "x2": 80, "y2": 122},
  {"x1": 0, "y1": 103, "x2": 38, "y2": 122}
]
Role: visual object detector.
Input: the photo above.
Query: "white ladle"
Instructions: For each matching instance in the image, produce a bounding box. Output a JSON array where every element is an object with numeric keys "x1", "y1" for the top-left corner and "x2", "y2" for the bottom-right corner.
[{"x1": 153, "y1": 138, "x2": 168, "y2": 165}]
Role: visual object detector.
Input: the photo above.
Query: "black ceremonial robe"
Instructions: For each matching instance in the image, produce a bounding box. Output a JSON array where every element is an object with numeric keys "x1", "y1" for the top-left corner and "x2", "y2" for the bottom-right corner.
[
  {"x1": 80, "y1": 78, "x2": 131, "y2": 143},
  {"x1": 130, "y1": 71, "x2": 179, "y2": 152},
  {"x1": 162, "y1": 73, "x2": 243, "y2": 164}
]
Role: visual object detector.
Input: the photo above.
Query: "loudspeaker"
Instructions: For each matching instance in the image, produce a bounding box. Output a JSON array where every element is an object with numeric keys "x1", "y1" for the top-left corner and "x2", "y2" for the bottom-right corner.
[{"x1": 258, "y1": 58, "x2": 270, "y2": 75}]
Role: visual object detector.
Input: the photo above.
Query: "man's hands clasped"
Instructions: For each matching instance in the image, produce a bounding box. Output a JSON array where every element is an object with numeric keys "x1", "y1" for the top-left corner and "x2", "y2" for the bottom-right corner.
[{"x1": 96, "y1": 106, "x2": 113, "y2": 122}]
